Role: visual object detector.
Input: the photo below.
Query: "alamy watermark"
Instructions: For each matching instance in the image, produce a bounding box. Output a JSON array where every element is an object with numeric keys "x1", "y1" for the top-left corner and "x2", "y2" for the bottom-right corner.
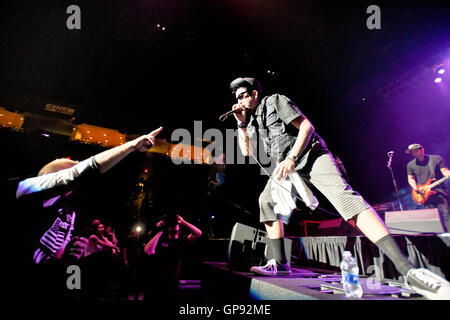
[
  {"x1": 66, "y1": 5, "x2": 81, "y2": 30},
  {"x1": 366, "y1": 264, "x2": 383, "y2": 290},
  {"x1": 66, "y1": 264, "x2": 81, "y2": 290},
  {"x1": 366, "y1": 5, "x2": 381, "y2": 30},
  {"x1": 65, "y1": 5, "x2": 382, "y2": 35},
  {"x1": 170, "y1": 121, "x2": 279, "y2": 175}
]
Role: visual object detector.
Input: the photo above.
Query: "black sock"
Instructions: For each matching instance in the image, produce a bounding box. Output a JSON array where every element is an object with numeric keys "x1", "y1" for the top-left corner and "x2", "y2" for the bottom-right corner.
[
  {"x1": 268, "y1": 238, "x2": 288, "y2": 265},
  {"x1": 375, "y1": 235, "x2": 415, "y2": 276}
]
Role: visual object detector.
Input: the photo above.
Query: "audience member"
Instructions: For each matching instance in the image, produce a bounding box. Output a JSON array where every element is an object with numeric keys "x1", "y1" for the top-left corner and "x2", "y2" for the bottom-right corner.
[
  {"x1": 143, "y1": 214, "x2": 202, "y2": 300},
  {"x1": 123, "y1": 230, "x2": 147, "y2": 300}
]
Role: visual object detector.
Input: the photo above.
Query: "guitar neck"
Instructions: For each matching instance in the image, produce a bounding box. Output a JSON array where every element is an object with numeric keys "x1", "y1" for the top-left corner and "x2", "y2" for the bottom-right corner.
[{"x1": 429, "y1": 176, "x2": 449, "y2": 189}]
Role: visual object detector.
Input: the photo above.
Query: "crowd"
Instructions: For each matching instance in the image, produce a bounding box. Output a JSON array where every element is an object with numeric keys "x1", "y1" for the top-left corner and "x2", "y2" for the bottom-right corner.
[
  {"x1": 30, "y1": 215, "x2": 201, "y2": 300},
  {"x1": 12, "y1": 127, "x2": 203, "y2": 300}
]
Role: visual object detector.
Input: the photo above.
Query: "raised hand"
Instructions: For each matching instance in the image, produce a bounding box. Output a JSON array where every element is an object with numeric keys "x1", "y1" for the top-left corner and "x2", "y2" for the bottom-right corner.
[
  {"x1": 132, "y1": 126, "x2": 164, "y2": 152},
  {"x1": 66, "y1": 236, "x2": 89, "y2": 260},
  {"x1": 176, "y1": 215, "x2": 185, "y2": 225}
]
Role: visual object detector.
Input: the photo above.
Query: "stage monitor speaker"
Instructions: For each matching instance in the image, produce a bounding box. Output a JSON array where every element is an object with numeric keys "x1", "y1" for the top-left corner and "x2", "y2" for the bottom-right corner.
[
  {"x1": 317, "y1": 218, "x2": 363, "y2": 236},
  {"x1": 227, "y1": 223, "x2": 292, "y2": 271},
  {"x1": 385, "y1": 209, "x2": 446, "y2": 235}
]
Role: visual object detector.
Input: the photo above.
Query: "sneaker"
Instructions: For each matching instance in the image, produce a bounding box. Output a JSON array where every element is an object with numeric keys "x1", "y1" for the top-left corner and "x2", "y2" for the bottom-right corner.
[
  {"x1": 405, "y1": 268, "x2": 450, "y2": 300},
  {"x1": 249, "y1": 259, "x2": 291, "y2": 276}
]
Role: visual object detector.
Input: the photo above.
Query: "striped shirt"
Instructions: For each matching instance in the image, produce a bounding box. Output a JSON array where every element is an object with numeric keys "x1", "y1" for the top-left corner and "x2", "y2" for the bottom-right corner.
[
  {"x1": 33, "y1": 200, "x2": 75, "y2": 264},
  {"x1": 16, "y1": 157, "x2": 98, "y2": 264}
]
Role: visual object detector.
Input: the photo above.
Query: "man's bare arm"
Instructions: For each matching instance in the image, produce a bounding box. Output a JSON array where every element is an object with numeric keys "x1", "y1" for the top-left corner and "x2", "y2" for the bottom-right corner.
[{"x1": 95, "y1": 127, "x2": 163, "y2": 173}]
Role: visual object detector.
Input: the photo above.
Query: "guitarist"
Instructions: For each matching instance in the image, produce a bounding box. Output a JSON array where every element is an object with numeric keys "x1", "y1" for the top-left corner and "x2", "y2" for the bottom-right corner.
[{"x1": 406, "y1": 143, "x2": 450, "y2": 231}]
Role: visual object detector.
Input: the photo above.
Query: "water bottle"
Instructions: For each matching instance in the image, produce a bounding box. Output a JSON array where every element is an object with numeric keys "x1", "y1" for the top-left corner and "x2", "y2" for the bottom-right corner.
[{"x1": 340, "y1": 251, "x2": 363, "y2": 298}]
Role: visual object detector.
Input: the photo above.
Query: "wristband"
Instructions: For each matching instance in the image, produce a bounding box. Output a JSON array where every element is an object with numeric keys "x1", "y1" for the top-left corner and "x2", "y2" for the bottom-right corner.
[{"x1": 237, "y1": 122, "x2": 247, "y2": 128}]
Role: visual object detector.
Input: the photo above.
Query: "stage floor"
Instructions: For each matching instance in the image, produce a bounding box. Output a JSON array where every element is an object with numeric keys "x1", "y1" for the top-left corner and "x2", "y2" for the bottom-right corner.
[
  {"x1": 196, "y1": 232, "x2": 450, "y2": 301},
  {"x1": 201, "y1": 262, "x2": 425, "y2": 300}
]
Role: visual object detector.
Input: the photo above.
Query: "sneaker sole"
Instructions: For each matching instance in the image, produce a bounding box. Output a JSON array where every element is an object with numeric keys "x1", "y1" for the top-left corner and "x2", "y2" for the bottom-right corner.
[
  {"x1": 249, "y1": 267, "x2": 275, "y2": 276},
  {"x1": 249, "y1": 267, "x2": 292, "y2": 276},
  {"x1": 276, "y1": 270, "x2": 292, "y2": 275}
]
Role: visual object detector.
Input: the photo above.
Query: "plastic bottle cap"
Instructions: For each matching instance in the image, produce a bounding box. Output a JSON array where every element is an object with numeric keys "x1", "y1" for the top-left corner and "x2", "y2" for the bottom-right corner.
[{"x1": 343, "y1": 251, "x2": 351, "y2": 257}]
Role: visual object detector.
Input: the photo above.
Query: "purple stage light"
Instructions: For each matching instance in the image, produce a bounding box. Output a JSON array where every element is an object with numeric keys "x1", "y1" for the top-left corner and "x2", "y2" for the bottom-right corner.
[
  {"x1": 434, "y1": 77, "x2": 442, "y2": 83},
  {"x1": 42, "y1": 133, "x2": 50, "y2": 137},
  {"x1": 438, "y1": 68, "x2": 445, "y2": 74}
]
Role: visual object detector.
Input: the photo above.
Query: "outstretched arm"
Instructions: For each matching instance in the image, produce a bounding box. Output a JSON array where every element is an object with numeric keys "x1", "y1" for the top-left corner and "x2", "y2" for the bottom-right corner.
[
  {"x1": 16, "y1": 127, "x2": 163, "y2": 199},
  {"x1": 95, "y1": 127, "x2": 163, "y2": 173}
]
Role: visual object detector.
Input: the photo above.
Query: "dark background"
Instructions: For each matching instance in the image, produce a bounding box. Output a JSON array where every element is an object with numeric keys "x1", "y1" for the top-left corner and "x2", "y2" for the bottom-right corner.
[{"x1": 1, "y1": 0, "x2": 449, "y2": 240}]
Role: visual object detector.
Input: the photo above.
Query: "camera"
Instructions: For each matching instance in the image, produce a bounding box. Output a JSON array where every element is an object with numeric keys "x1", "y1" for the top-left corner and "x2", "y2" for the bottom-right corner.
[{"x1": 159, "y1": 214, "x2": 178, "y2": 230}]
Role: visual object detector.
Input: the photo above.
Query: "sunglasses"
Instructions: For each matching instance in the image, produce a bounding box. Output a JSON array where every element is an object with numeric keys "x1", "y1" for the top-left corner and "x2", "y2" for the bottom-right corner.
[{"x1": 236, "y1": 90, "x2": 250, "y2": 101}]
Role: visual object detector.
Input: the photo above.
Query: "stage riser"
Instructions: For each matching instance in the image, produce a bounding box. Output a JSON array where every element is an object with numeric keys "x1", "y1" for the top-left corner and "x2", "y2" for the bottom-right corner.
[
  {"x1": 200, "y1": 232, "x2": 450, "y2": 300},
  {"x1": 385, "y1": 209, "x2": 447, "y2": 234},
  {"x1": 202, "y1": 234, "x2": 450, "y2": 283},
  {"x1": 293, "y1": 235, "x2": 450, "y2": 281},
  {"x1": 201, "y1": 262, "x2": 418, "y2": 300}
]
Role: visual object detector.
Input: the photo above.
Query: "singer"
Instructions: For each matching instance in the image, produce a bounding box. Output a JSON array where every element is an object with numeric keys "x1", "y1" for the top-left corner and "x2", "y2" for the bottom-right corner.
[{"x1": 227, "y1": 77, "x2": 450, "y2": 299}]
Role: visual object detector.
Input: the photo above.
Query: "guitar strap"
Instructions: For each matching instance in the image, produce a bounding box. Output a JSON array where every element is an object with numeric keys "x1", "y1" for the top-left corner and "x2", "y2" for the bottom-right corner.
[
  {"x1": 427, "y1": 155, "x2": 435, "y2": 180},
  {"x1": 427, "y1": 156, "x2": 448, "y2": 197}
]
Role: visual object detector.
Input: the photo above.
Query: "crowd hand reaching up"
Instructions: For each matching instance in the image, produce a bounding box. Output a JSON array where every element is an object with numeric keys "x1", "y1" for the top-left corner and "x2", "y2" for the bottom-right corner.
[
  {"x1": 176, "y1": 215, "x2": 203, "y2": 242},
  {"x1": 65, "y1": 236, "x2": 88, "y2": 261},
  {"x1": 106, "y1": 228, "x2": 118, "y2": 244},
  {"x1": 176, "y1": 215, "x2": 185, "y2": 225},
  {"x1": 131, "y1": 126, "x2": 164, "y2": 152},
  {"x1": 156, "y1": 220, "x2": 165, "y2": 229}
]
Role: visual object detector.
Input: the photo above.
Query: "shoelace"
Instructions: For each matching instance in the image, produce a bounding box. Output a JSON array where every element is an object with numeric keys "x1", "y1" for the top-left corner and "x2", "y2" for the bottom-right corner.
[{"x1": 263, "y1": 259, "x2": 278, "y2": 275}]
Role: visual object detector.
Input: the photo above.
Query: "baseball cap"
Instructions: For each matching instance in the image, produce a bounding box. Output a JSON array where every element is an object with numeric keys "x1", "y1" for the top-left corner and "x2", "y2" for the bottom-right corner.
[
  {"x1": 405, "y1": 143, "x2": 423, "y2": 154},
  {"x1": 230, "y1": 77, "x2": 263, "y2": 96}
]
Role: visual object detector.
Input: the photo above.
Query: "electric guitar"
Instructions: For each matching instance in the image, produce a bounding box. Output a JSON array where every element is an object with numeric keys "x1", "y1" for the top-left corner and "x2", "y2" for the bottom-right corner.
[{"x1": 411, "y1": 176, "x2": 449, "y2": 205}]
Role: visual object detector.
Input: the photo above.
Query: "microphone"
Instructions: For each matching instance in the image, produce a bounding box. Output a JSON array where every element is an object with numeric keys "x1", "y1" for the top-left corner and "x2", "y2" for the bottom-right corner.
[
  {"x1": 387, "y1": 151, "x2": 394, "y2": 168},
  {"x1": 219, "y1": 108, "x2": 243, "y2": 122}
]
